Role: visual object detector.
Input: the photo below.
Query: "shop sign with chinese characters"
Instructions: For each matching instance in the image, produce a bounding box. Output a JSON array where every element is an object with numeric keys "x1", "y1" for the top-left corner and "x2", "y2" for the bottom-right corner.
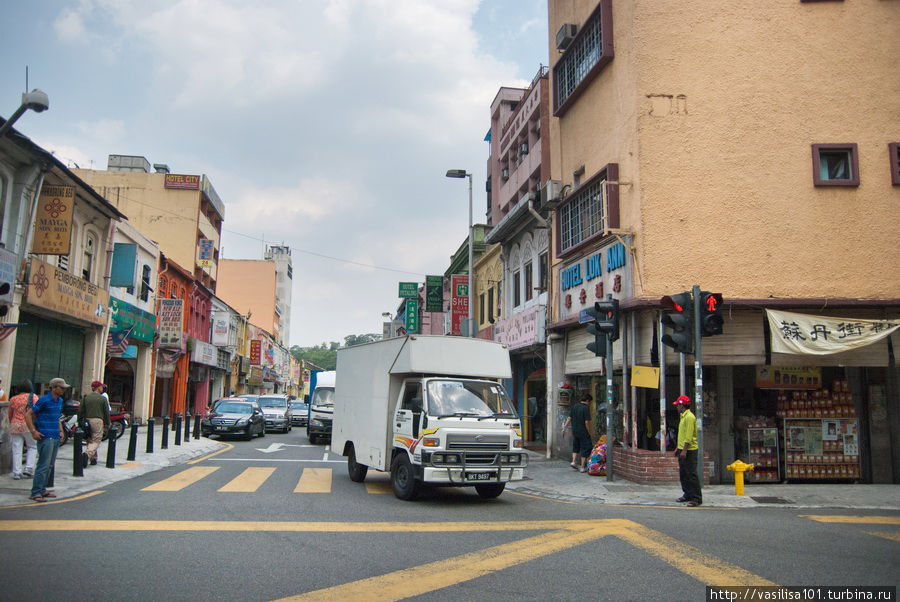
[
  {"x1": 157, "y1": 298, "x2": 184, "y2": 348},
  {"x1": 557, "y1": 237, "x2": 633, "y2": 322},
  {"x1": 494, "y1": 305, "x2": 545, "y2": 350},
  {"x1": 450, "y1": 274, "x2": 469, "y2": 336},
  {"x1": 25, "y1": 258, "x2": 108, "y2": 326},
  {"x1": 766, "y1": 310, "x2": 899, "y2": 355},
  {"x1": 32, "y1": 185, "x2": 74, "y2": 255},
  {"x1": 249, "y1": 339, "x2": 262, "y2": 365},
  {"x1": 190, "y1": 339, "x2": 218, "y2": 367}
]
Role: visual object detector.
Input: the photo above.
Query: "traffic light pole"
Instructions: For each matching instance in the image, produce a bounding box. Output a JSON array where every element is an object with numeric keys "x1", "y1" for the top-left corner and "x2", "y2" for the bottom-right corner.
[
  {"x1": 605, "y1": 334, "x2": 614, "y2": 482},
  {"x1": 692, "y1": 284, "x2": 704, "y2": 485}
]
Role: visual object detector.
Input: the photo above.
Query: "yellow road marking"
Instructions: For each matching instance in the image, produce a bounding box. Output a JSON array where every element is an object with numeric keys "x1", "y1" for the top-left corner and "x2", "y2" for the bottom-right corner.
[
  {"x1": 801, "y1": 515, "x2": 900, "y2": 525},
  {"x1": 294, "y1": 468, "x2": 332, "y2": 493},
  {"x1": 363, "y1": 481, "x2": 392, "y2": 494},
  {"x1": 118, "y1": 463, "x2": 141, "y2": 469},
  {"x1": 0, "y1": 490, "x2": 105, "y2": 510},
  {"x1": 188, "y1": 441, "x2": 233, "y2": 464},
  {"x1": 141, "y1": 466, "x2": 219, "y2": 491},
  {"x1": 613, "y1": 522, "x2": 778, "y2": 587},
  {"x1": 866, "y1": 531, "x2": 900, "y2": 542},
  {"x1": 278, "y1": 527, "x2": 609, "y2": 601},
  {"x1": 218, "y1": 467, "x2": 276, "y2": 492}
]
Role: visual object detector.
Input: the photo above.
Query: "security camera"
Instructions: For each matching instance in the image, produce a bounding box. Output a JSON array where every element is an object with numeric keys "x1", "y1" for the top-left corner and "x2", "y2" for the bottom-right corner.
[{"x1": 22, "y1": 89, "x2": 49, "y2": 113}]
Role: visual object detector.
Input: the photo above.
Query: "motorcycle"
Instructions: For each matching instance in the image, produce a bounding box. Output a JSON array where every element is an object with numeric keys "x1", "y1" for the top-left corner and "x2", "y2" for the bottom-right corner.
[{"x1": 59, "y1": 400, "x2": 128, "y2": 446}]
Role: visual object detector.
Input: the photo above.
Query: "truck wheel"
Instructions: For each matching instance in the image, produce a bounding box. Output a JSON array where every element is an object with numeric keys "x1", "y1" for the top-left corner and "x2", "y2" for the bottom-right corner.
[
  {"x1": 474, "y1": 483, "x2": 505, "y2": 499},
  {"x1": 391, "y1": 454, "x2": 418, "y2": 500},
  {"x1": 347, "y1": 446, "x2": 368, "y2": 482}
]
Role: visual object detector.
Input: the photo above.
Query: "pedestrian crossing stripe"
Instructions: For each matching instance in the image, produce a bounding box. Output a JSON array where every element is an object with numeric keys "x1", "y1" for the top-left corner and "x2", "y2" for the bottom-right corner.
[
  {"x1": 0, "y1": 519, "x2": 777, "y2": 596},
  {"x1": 139, "y1": 466, "x2": 394, "y2": 494},
  {"x1": 141, "y1": 466, "x2": 219, "y2": 491},
  {"x1": 219, "y1": 467, "x2": 276, "y2": 492},
  {"x1": 294, "y1": 468, "x2": 331, "y2": 493},
  {"x1": 866, "y1": 531, "x2": 900, "y2": 542},
  {"x1": 800, "y1": 515, "x2": 900, "y2": 524}
]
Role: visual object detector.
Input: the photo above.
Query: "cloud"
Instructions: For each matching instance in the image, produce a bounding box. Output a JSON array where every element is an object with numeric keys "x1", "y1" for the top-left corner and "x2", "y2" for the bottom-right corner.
[
  {"x1": 74, "y1": 119, "x2": 125, "y2": 146},
  {"x1": 53, "y1": 7, "x2": 89, "y2": 43}
]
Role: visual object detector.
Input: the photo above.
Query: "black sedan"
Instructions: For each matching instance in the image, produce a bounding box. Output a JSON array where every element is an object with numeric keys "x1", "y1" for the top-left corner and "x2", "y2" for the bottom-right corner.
[{"x1": 201, "y1": 400, "x2": 266, "y2": 440}]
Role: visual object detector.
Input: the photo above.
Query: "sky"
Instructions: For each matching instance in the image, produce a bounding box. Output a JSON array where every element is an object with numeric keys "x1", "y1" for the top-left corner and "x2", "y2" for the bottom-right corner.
[{"x1": 0, "y1": 0, "x2": 548, "y2": 348}]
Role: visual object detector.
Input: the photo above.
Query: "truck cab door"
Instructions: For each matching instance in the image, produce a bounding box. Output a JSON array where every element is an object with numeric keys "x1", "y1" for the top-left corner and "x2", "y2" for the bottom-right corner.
[{"x1": 395, "y1": 381, "x2": 423, "y2": 442}]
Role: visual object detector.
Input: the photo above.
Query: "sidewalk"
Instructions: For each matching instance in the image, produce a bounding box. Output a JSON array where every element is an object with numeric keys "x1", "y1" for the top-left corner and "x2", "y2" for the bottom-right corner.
[
  {"x1": 0, "y1": 424, "x2": 225, "y2": 507},
  {"x1": 507, "y1": 450, "x2": 900, "y2": 510}
]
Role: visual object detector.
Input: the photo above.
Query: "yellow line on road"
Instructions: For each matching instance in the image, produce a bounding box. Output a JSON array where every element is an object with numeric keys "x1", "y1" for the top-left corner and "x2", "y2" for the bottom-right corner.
[
  {"x1": 278, "y1": 527, "x2": 609, "y2": 601},
  {"x1": 141, "y1": 466, "x2": 219, "y2": 491},
  {"x1": 294, "y1": 468, "x2": 332, "y2": 493},
  {"x1": 866, "y1": 531, "x2": 900, "y2": 542},
  {"x1": 188, "y1": 441, "x2": 233, "y2": 464},
  {"x1": 218, "y1": 467, "x2": 276, "y2": 492},
  {"x1": 0, "y1": 490, "x2": 105, "y2": 510},
  {"x1": 800, "y1": 515, "x2": 900, "y2": 524},
  {"x1": 363, "y1": 481, "x2": 392, "y2": 494},
  {"x1": 613, "y1": 522, "x2": 778, "y2": 587}
]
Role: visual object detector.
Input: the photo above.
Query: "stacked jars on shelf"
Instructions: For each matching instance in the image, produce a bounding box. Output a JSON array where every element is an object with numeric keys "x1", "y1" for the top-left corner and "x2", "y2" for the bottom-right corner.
[{"x1": 775, "y1": 384, "x2": 857, "y2": 419}]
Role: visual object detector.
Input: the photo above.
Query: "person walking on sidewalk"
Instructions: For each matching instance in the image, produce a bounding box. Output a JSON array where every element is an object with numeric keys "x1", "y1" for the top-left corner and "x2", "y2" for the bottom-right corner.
[
  {"x1": 674, "y1": 395, "x2": 702, "y2": 507},
  {"x1": 79, "y1": 381, "x2": 110, "y2": 466},
  {"x1": 8, "y1": 380, "x2": 37, "y2": 479},
  {"x1": 562, "y1": 393, "x2": 594, "y2": 473},
  {"x1": 25, "y1": 377, "x2": 69, "y2": 502}
]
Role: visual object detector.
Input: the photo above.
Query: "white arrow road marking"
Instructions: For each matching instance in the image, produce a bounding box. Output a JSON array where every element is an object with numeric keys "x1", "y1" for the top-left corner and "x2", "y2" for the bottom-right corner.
[{"x1": 256, "y1": 442, "x2": 285, "y2": 453}]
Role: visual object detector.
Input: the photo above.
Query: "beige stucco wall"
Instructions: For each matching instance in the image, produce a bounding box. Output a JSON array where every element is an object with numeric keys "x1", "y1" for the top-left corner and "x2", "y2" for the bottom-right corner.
[
  {"x1": 73, "y1": 170, "x2": 220, "y2": 283},
  {"x1": 474, "y1": 243, "x2": 502, "y2": 330},
  {"x1": 216, "y1": 259, "x2": 277, "y2": 334},
  {"x1": 548, "y1": 0, "x2": 900, "y2": 302}
]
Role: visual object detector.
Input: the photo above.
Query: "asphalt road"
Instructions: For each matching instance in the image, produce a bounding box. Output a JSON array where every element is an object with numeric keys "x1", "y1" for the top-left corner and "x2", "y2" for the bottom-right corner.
[{"x1": 1, "y1": 428, "x2": 897, "y2": 602}]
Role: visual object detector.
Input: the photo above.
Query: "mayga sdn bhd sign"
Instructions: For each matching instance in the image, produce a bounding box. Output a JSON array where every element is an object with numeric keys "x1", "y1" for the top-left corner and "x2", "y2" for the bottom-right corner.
[{"x1": 558, "y1": 237, "x2": 633, "y2": 322}]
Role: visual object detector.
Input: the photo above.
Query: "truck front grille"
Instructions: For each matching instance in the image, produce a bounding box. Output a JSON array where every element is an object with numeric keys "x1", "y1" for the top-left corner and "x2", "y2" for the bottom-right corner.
[{"x1": 446, "y1": 433, "x2": 509, "y2": 452}]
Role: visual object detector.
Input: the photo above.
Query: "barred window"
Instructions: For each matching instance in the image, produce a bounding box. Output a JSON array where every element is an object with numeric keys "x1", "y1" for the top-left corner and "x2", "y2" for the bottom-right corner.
[
  {"x1": 553, "y1": 1, "x2": 614, "y2": 115},
  {"x1": 558, "y1": 178, "x2": 605, "y2": 253}
]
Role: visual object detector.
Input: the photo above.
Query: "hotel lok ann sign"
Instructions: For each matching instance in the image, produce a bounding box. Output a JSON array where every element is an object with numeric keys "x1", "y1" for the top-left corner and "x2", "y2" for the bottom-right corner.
[
  {"x1": 557, "y1": 237, "x2": 633, "y2": 322},
  {"x1": 25, "y1": 258, "x2": 108, "y2": 326}
]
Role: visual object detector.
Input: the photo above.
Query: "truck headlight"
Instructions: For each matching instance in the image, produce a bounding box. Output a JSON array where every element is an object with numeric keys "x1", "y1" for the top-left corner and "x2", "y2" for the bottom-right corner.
[
  {"x1": 311, "y1": 419, "x2": 322, "y2": 426},
  {"x1": 422, "y1": 437, "x2": 439, "y2": 447},
  {"x1": 513, "y1": 439, "x2": 523, "y2": 448}
]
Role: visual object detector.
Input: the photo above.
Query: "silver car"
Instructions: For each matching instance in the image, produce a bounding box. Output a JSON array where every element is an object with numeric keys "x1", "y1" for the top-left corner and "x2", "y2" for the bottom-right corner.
[{"x1": 257, "y1": 395, "x2": 292, "y2": 433}]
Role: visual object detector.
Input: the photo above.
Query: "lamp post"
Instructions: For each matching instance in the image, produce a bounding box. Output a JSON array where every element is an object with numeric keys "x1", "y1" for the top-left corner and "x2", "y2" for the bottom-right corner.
[
  {"x1": 445, "y1": 169, "x2": 474, "y2": 338},
  {"x1": 0, "y1": 89, "x2": 50, "y2": 138}
]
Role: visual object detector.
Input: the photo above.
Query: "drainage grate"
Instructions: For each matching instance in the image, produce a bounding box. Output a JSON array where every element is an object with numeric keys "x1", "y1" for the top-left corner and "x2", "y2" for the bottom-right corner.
[{"x1": 750, "y1": 496, "x2": 793, "y2": 504}]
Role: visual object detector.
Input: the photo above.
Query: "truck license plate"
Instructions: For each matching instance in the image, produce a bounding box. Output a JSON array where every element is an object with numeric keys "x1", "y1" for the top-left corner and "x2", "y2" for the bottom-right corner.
[{"x1": 466, "y1": 472, "x2": 494, "y2": 481}]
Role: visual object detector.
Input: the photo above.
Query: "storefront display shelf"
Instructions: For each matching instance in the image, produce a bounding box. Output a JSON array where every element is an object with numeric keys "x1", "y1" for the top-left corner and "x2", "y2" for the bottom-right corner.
[
  {"x1": 746, "y1": 427, "x2": 780, "y2": 482},
  {"x1": 782, "y1": 417, "x2": 860, "y2": 481}
]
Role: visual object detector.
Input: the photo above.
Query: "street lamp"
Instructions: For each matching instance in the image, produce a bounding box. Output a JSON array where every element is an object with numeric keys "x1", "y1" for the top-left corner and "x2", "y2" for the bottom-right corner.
[
  {"x1": 445, "y1": 169, "x2": 474, "y2": 338},
  {"x1": 0, "y1": 89, "x2": 50, "y2": 138}
]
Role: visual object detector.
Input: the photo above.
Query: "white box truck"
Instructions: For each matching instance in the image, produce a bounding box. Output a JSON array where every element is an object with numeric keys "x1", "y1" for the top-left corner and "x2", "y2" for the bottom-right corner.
[
  {"x1": 332, "y1": 335, "x2": 527, "y2": 500},
  {"x1": 307, "y1": 370, "x2": 334, "y2": 444}
]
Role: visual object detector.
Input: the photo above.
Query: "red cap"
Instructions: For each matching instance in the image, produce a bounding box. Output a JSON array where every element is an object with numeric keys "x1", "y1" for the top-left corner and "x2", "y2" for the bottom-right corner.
[
  {"x1": 91, "y1": 380, "x2": 104, "y2": 389},
  {"x1": 673, "y1": 395, "x2": 691, "y2": 406}
]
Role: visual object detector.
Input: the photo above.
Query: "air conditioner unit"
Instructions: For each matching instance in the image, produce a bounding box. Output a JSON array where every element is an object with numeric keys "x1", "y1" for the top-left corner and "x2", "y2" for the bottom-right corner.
[
  {"x1": 556, "y1": 23, "x2": 577, "y2": 51},
  {"x1": 501, "y1": 167, "x2": 509, "y2": 180},
  {"x1": 537, "y1": 179, "x2": 562, "y2": 211},
  {"x1": 520, "y1": 142, "x2": 529, "y2": 155}
]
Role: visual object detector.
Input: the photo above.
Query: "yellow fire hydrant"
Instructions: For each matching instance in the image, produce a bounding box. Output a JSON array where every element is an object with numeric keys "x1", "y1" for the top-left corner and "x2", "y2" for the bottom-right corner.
[{"x1": 726, "y1": 460, "x2": 755, "y2": 496}]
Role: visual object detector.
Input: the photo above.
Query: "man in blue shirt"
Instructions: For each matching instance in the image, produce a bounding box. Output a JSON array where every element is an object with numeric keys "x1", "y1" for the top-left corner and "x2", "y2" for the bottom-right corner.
[{"x1": 25, "y1": 377, "x2": 69, "y2": 502}]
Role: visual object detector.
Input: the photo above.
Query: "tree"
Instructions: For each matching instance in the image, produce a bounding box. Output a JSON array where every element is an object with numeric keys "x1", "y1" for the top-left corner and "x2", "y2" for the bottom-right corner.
[
  {"x1": 343, "y1": 333, "x2": 382, "y2": 347},
  {"x1": 288, "y1": 334, "x2": 380, "y2": 371}
]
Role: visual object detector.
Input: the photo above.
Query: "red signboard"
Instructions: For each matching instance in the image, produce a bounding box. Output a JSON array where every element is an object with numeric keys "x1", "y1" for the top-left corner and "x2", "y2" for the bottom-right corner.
[
  {"x1": 164, "y1": 174, "x2": 201, "y2": 190},
  {"x1": 249, "y1": 339, "x2": 261, "y2": 366},
  {"x1": 450, "y1": 274, "x2": 469, "y2": 336}
]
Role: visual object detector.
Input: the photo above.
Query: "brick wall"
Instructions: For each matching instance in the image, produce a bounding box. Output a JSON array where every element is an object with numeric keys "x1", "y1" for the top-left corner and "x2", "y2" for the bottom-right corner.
[{"x1": 611, "y1": 446, "x2": 711, "y2": 484}]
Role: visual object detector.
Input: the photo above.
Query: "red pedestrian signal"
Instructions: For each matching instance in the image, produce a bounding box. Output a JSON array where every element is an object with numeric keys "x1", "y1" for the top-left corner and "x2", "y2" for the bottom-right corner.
[{"x1": 699, "y1": 291, "x2": 724, "y2": 337}]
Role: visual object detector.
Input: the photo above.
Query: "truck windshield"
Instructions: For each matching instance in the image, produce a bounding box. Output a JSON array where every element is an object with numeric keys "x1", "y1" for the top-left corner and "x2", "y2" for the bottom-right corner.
[
  {"x1": 311, "y1": 388, "x2": 334, "y2": 408},
  {"x1": 426, "y1": 380, "x2": 516, "y2": 418}
]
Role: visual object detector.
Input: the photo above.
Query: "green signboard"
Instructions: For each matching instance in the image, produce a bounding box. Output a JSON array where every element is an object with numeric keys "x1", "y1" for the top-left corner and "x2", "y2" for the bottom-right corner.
[
  {"x1": 110, "y1": 296, "x2": 157, "y2": 343},
  {"x1": 398, "y1": 282, "x2": 419, "y2": 298},
  {"x1": 425, "y1": 275, "x2": 443, "y2": 312},
  {"x1": 405, "y1": 298, "x2": 419, "y2": 334}
]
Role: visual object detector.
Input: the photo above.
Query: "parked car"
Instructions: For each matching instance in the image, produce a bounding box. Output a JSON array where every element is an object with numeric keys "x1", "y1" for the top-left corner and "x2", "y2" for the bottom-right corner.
[
  {"x1": 290, "y1": 400, "x2": 309, "y2": 426},
  {"x1": 201, "y1": 399, "x2": 266, "y2": 440},
  {"x1": 257, "y1": 395, "x2": 292, "y2": 433}
]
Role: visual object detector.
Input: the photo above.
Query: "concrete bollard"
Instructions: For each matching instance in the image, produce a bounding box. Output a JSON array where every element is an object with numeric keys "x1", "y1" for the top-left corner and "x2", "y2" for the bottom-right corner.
[
  {"x1": 126, "y1": 423, "x2": 139, "y2": 461},
  {"x1": 193, "y1": 414, "x2": 201, "y2": 439},
  {"x1": 106, "y1": 428, "x2": 117, "y2": 468},
  {"x1": 174, "y1": 417, "x2": 182, "y2": 446},
  {"x1": 184, "y1": 413, "x2": 191, "y2": 442},
  {"x1": 162, "y1": 416, "x2": 169, "y2": 449},
  {"x1": 73, "y1": 428, "x2": 84, "y2": 477},
  {"x1": 146, "y1": 418, "x2": 155, "y2": 453}
]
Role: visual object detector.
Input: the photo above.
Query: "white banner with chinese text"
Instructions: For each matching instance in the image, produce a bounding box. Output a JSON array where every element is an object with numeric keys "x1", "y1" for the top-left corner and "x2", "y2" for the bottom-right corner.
[{"x1": 767, "y1": 309, "x2": 899, "y2": 356}]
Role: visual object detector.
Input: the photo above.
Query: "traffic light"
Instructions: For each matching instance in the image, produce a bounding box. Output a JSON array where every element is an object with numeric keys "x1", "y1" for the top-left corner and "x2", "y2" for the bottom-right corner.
[
  {"x1": 661, "y1": 291, "x2": 693, "y2": 355},
  {"x1": 585, "y1": 297, "x2": 620, "y2": 357},
  {"x1": 699, "y1": 291, "x2": 724, "y2": 336}
]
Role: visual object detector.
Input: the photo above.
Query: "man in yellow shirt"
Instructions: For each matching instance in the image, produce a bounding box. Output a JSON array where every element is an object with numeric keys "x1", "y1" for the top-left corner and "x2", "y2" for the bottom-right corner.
[{"x1": 674, "y1": 395, "x2": 701, "y2": 507}]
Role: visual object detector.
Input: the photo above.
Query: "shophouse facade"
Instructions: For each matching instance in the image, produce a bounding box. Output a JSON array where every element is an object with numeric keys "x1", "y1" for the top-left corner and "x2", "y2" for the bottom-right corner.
[
  {"x1": 264, "y1": 244, "x2": 293, "y2": 346},
  {"x1": 217, "y1": 257, "x2": 280, "y2": 342},
  {"x1": 546, "y1": 0, "x2": 900, "y2": 483},
  {"x1": 211, "y1": 295, "x2": 245, "y2": 400},
  {"x1": 153, "y1": 254, "x2": 193, "y2": 419},
  {"x1": 484, "y1": 69, "x2": 551, "y2": 450},
  {"x1": 105, "y1": 220, "x2": 159, "y2": 423},
  {"x1": 0, "y1": 128, "x2": 126, "y2": 401}
]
